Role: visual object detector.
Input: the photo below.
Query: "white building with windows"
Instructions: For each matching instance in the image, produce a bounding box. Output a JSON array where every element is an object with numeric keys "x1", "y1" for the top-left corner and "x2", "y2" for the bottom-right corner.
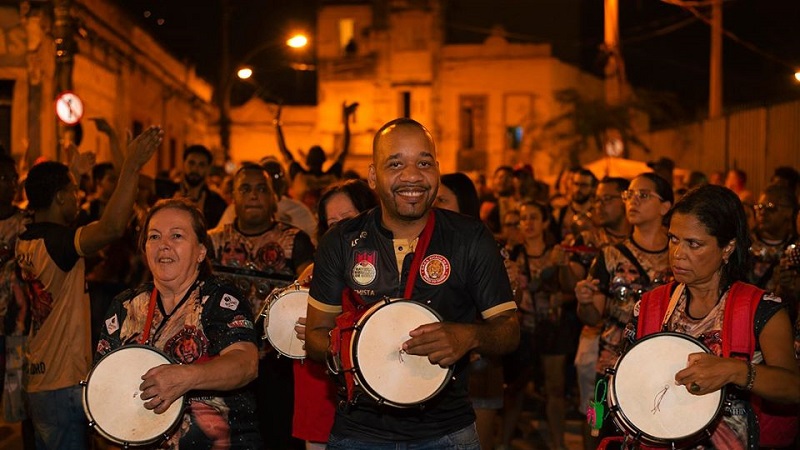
[{"x1": 232, "y1": 0, "x2": 605, "y2": 180}]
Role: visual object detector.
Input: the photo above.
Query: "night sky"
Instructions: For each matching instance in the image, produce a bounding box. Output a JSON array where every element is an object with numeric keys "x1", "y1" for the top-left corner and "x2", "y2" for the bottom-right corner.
[
  {"x1": 119, "y1": 0, "x2": 318, "y2": 104},
  {"x1": 119, "y1": 0, "x2": 800, "y2": 122}
]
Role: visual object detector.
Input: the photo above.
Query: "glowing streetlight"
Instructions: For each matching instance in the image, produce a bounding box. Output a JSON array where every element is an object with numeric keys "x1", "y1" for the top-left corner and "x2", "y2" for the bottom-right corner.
[
  {"x1": 286, "y1": 34, "x2": 308, "y2": 49},
  {"x1": 237, "y1": 67, "x2": 253, "y2": 80},
  {"x1": 794, "y1": 70, "x2": 800, "y2": 83},
  {"x1": 220, "y1": 33, "x2": 312, "y2": 155}
]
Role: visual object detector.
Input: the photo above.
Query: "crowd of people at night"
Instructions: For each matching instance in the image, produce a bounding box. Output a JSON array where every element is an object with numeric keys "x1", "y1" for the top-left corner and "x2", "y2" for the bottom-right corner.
[{"x1": 0, "y1": 105, "x2": 797, "y2": 450}]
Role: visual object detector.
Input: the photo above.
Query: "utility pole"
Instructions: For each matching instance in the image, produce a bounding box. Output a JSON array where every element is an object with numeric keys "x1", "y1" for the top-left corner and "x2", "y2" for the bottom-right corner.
[
  {"x1": 602, "y1": 0, "x2": 628, "y2": 160},
  {"x1": 603, "y1": 0, "x2": 626, "y2": 106},
  {"x1": 53, "y1": 0, "x2": 77, "y2": 159},
  {"x1": 218, "y1": 0, "x2": 232, "y2": 162},
  {"x1": 709, "y1": 0, "x2": 723, "y2": 119}
]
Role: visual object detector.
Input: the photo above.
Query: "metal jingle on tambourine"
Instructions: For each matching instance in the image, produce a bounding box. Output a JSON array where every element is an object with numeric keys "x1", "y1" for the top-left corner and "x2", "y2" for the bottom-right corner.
[{"x1": 785, "y1": 244, "x2": 800, "y2": 268}]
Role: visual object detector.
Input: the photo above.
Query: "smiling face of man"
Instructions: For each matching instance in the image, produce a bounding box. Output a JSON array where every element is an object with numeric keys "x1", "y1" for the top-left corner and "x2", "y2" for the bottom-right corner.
[{"x1": 368, "y1": 121, "x2": 440, "y2": 230}]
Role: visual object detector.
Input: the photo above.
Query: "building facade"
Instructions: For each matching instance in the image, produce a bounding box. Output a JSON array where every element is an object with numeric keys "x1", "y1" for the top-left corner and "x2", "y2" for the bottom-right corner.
[
  {"x1": 228, "y1": 0, "x2": 605, "y2": 180},
  {"x1": 311, "y1": 0, "x2": 605, "y2": 178},
  {"x1": 0, "y1": 0, "x2": 218, "y2": 175}
]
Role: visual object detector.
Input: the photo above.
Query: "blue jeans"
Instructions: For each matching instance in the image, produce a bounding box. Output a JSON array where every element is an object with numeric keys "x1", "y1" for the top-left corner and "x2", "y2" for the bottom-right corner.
[
  {"x1": 327, "y1": 424, "x2": 480, "y2": 450},
  {"x1": 26, "y1": 384, "x2": 88, "y2": 450}
]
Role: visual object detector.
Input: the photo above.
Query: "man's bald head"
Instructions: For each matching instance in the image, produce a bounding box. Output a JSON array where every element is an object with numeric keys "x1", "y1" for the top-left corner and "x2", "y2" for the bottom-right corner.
[{"x1": 372, "y1": 118, "x2": 435, "y2": 163}]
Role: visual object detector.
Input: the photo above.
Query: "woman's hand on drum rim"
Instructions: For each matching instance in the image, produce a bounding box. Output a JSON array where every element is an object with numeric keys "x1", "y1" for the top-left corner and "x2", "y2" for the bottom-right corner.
[
  {"x1": 674, "y1": 352, "x2": 746, "y2": 396},
  {"x1": 140, "y1": 364, "x2": 192, "y2": 414}
]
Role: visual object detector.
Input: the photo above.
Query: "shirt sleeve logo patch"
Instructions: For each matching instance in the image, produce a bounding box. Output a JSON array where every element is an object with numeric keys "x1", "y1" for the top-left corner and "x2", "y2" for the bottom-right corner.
[
  {"x1": 352, "y1": 251, "x2": 378, "y2": 286},
  {"x1": 220, "y1": 293, "x2": 240, "y2": 310},
  {"x1": 105, "y1": 314, "x2": 119, "y2": 334},
  {"x1": 420, "y1": 254, "x2": 451, "y2": 285}
]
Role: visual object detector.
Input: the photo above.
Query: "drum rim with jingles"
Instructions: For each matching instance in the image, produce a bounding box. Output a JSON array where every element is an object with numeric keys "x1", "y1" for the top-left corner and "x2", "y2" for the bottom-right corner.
[
  {"x1": 82, "y1": 344, "x2": 185, "y2": 446},
  {"x1": 259, "y1": 282, "x2": 308, "y2": 359},
  {"x1": 606, "y1": 332, "x2": 724, "y2": 446},
  {"x1": 349, "y1": 298, "x2": 454, "y2": 408}
]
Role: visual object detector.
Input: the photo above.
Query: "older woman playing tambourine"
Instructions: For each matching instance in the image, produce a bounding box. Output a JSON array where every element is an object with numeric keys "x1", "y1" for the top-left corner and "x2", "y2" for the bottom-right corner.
[
  {"x1": 93, "y1": 199, "x2": 261, "y2": 448},
  {"x1": 627, "y1": 185, "x2": 799, "y2": 449}
]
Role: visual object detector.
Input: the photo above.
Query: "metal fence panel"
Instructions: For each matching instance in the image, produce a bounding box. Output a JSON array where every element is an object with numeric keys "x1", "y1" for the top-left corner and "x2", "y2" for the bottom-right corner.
[{"x1": 641, "y1": 100, "x2": 799, "y2": 196}]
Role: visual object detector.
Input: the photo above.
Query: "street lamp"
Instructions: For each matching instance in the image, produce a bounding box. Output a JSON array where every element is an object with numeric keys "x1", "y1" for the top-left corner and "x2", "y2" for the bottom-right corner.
[
  {"x1": 286, "y1": 34, "x2": 308, "y2": 49},
  {"x1": 219, "y1": 33, "x2": 310, "y2": 159},
  {"x1": 237, "y1": 67, "x2": 253, "y2": 80}
]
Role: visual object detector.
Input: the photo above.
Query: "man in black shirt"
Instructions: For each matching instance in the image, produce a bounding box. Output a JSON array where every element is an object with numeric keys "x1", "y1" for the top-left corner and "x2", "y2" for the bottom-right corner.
[
  {"x1": 305, "y1": 118, "x2": 519, "y2": 448},
  {"x1": 175, "y1": 145, "x2": 227, "y2": 228}
]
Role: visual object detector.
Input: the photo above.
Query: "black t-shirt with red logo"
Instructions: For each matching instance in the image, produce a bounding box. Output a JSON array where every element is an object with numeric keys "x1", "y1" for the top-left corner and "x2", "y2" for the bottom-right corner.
[{"x1": 309, "y1": 207, "x2": 516, "y2": 442}]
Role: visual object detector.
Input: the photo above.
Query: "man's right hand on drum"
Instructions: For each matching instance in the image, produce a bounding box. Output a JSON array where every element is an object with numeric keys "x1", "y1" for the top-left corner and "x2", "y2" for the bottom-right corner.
[
  {"x1": 402, "y1": 322, "x2": 475, "y2": 367},
  {"x1": 403, "y1": 310, "x2": 518, "y2": 368}
]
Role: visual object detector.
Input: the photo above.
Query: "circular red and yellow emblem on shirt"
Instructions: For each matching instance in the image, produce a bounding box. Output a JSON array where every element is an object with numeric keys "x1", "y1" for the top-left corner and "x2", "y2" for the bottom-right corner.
[{"x1": 420, "y1": 254, "x2": 450, "y2": 285}]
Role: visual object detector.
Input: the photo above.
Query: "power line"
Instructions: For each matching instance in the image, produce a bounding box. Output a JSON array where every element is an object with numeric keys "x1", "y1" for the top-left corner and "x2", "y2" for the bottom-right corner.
[
  {"x1": 448, "y1": 3, "x2": 710, "y2": 48},
  {"x1": 660, "y1": 0, "x2": 798, "y2": 71},
  {"x1": 448, "y1": 15, "x2": 698, "y2": 49},
  {"x1": 623, "y1": 16, "x2": 698, "y2": 44}
]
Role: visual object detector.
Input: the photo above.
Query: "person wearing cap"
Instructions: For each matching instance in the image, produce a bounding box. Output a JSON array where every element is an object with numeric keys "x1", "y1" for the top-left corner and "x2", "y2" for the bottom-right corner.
[{"x1": 217, "y1": 158, "x2": 317, "y2": 241}]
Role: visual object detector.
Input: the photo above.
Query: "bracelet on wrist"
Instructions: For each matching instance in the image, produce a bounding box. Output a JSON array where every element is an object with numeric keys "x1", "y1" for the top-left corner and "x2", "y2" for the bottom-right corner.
[{"x1": 742, "y1": 361, "x2": 756, "y2": 391}]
